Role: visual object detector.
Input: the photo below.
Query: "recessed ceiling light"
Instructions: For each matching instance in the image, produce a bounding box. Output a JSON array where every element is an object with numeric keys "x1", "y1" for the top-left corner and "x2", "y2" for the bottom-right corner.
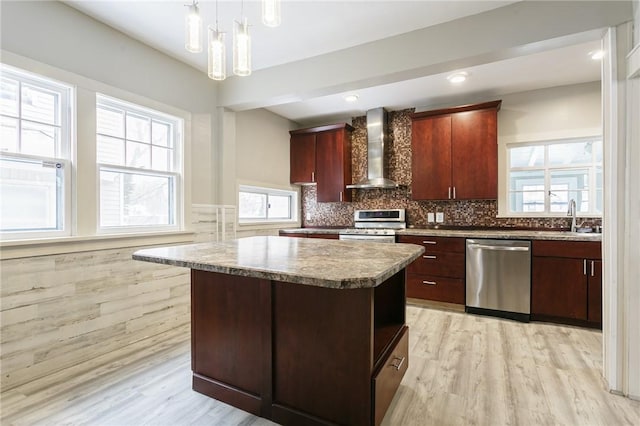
[
  {"x1": 589, "y1": 50, "x2": 605, "y2": 60},
  {"x1": 447, "y1": 72, "x2": 468, "y2": 84},
  {"x1": 344, "y1": 94, "x2": 359, "y2": 102}
]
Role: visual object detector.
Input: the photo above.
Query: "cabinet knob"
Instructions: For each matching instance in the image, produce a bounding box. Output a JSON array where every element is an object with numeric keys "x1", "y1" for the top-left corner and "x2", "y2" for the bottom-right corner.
[
  {"x1": 422, "y1": 280, "x2": 437, "y2": 285},
  {"x1": 453, "y1": 186, "x2": 456, "y2": 199},
  {"x1": 339, "y1": 191, "x2": 343, "y2": 202},
  {"x1": 422, "y1": 241, "x2": 436, "y2": 245},
  {"x1": 423, "y1": 255, "x2": 437, "y2": 259},
  {"x1": 311, "y1": 172, "x2": 315, "y2": 182},
  {"x1": 583, "y1": 259, "x2": 587, "y2": 276},
  {"x1": 448, "y1": 187, "x2": 452, "y2": 199},
  {"x1": 591, "y1": 260, "x2": 595, "y2": 277}
]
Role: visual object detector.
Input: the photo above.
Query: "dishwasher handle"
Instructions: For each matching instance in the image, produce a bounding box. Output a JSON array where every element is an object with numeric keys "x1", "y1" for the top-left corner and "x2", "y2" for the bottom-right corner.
[{"x1": 467, "y1": 244, "x2": 530, "y2": 252}]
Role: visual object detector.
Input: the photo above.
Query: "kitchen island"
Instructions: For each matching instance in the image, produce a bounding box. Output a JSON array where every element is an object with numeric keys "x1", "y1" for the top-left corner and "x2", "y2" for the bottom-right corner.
[{"x1": 133, "y1": 236, "x2": 424, "y2": 426}]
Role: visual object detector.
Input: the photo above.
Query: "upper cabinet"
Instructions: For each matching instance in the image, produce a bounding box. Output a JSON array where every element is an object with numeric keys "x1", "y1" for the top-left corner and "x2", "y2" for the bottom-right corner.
[
  {"x1": 411, "y1": 100, "x2": 501, "y2": 200},
  {"x1": 290, "y1": 123, "x2": 353, "y2": 203},
  {"x1": 289, "y1": 132, "x2": 316, "y2": 184}
]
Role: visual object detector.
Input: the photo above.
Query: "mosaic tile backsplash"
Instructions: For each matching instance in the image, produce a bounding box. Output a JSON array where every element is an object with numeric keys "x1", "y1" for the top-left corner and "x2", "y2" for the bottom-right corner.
[{"x1": 301, "y1": 109, "x2": 600, "y2": 230}]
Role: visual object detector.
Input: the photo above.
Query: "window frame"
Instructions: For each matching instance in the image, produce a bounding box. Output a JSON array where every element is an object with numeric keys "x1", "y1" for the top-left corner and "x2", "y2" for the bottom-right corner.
[
  {"x1": 96, "y1": 94, "x2": 183, "y2": 234},
  {"x1": 0, "y1": 65, "x2": 73, "y2": 240},
  {"x1": 238, "y1": 185, "x2": 298, "y2": 225},
  {"x1": 506, "y1": 136, "x2": 603, "y2": 217}
]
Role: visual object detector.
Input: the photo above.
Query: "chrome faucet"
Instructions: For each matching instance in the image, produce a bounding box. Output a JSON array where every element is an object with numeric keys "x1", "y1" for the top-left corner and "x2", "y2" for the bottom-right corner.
[{"x1": 567, "y1": 199, "x2": 577, "y2": 232}]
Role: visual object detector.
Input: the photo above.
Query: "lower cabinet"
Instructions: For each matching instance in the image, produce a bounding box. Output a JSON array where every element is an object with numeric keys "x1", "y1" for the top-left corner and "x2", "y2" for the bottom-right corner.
[
  {"x1": 397, "y1": 235, "x2": 465, "y2": 304},
  {"x1": 531, "y1": 240, "x2": 602, "y2": 328}
]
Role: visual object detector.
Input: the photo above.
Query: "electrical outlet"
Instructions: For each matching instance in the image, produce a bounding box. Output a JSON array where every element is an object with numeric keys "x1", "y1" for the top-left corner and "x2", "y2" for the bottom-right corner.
[
  {"x1": 306, "y1": 212, "x2": 311, "y2": 221},
  {"x1": 427, "y1": 212, "x2": 435, "y2": 223},
  {"x1": 436, "y1": 212, "x2": 444, "y2": 223}
]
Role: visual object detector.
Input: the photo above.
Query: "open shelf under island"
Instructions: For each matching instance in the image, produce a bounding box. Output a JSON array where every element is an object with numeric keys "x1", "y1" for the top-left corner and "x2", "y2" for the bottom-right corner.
[{"x1": 133, "y1": 236, "x2": 424, "y2": 426}]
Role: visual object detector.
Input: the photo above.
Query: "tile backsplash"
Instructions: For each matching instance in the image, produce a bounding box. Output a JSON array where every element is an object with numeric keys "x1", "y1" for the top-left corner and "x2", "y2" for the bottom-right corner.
[{"x1": 301, "y1": 109, "x2": 600, "y2": 230}]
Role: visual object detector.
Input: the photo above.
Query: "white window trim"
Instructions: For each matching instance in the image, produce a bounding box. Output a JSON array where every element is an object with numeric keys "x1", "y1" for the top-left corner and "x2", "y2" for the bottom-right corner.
[
  {"x1": 503, "y1": 136, "x2": 603, "y2": 218},
  {"x1": 96, "y1": 94, "x2": 184, "y2": 234},
  {"x1": 0, "y1": 64, "x2": 74, "y2": 240},
  {"x1": 238, "y1": 184, "x2": 299, "y2": 226},
  {"x1": 0, "y1": 52, "x2": 192, "y2": 248}
]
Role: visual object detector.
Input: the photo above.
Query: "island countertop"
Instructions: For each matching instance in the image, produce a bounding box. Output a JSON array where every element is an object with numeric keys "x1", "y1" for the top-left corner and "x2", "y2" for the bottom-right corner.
[{"x1": 133, "y1": 236, "x2": 424, "y2": 289}]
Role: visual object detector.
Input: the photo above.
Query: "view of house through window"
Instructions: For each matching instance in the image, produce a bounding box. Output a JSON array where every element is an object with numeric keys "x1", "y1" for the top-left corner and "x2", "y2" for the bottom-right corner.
[
  {"x1": 96, "y1": 95, "x2": 182, "y2": 230},
  {"x1": 238, "y1": 185, "x2": 297, "y2": 223},
  {"x1": 0, "y1": 66, "x2": 72, "y2": 238},
  {"x1": 508, "y1": 137, "x2": 602, "y2": 215}
]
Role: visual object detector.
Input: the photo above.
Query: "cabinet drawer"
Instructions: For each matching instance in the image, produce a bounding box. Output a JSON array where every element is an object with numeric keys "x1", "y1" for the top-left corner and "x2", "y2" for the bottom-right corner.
[
  {"x1": 398, "y1": 235, "x2": 465, "y2": 253},
  {"x1": 532, "y1": 240, "x2": 601, "y2": 259},
  {"x1": 373, "y1": 326, "x2": 408, "y2": 426},
  {"x1": 407, "y1": 274, "x2": 465, "y2": 304},
  {"x1": 407, "y1": 252, "x2": 464, "y2": 278}
]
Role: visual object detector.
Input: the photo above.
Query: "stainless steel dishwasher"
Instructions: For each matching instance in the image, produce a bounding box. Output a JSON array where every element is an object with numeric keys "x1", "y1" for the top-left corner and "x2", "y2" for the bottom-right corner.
[{"x1": 466, "y1": 239, "x2": 531, "y2": 322}]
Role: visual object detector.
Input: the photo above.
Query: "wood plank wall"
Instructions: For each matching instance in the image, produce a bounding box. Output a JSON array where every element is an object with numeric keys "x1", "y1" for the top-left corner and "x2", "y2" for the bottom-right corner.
[{"x1": 0, "y1": 205, "x2": 237, "y2": 391}]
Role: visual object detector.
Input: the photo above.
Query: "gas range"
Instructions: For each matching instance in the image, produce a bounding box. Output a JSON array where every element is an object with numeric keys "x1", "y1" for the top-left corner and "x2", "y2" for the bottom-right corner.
[{"x1": 339, "y1": 209, "x2": 406, "y2": 243}]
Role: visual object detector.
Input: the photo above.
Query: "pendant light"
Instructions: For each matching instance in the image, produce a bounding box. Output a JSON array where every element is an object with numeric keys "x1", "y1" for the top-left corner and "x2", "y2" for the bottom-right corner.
[
  {"x1": 233, "y1": 2, "x2": 251, "y2": 77},
  {"x1": 184, "y1": 1, "x2": 203, "y2": 53},
  {"x1": 208, "y1": 0, "x2": 226, "y2": 80},
  {"x1": 262, "y1": 0, "x2": 281, "y2": 28},
  {"x1": 208, "y1": 29, "x2": 226, "y2": 81}
]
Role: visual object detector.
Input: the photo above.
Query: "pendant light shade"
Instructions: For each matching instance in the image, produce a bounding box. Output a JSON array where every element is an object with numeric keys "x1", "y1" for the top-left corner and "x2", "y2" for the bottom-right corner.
[
  {"x1": 185, "y1": 1, "x2": 203, "y2": 53},
  {"x1": 208, "y1": 28, "x2": 226, "y2": 81},
  {"x1": 262, "y1": 0, "x2": 281, "y2": 27},
  {"x1": 233, "y1": 18, "x2": 251, "y2": 76}
]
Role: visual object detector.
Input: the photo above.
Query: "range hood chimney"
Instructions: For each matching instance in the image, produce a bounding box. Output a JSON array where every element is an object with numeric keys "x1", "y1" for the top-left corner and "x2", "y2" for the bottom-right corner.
[{"x1": 346, "y1": 108, "x2": 399, "y2": 189}]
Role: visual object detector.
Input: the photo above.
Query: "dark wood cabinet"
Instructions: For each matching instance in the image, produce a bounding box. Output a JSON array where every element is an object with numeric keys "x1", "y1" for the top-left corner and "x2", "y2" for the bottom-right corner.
[
  {"x1": 397, "y1": 235, "x2": 465, "y2": 304},
  {"x1": 191, "y1": 268, "x2": 408, "y2": 426},
  {"x1": 531, "y1": 240, "x2": 602, "y2": 328},
  {"x1": 290, "y1": 123, "x2": 353, "y2": 202},
  {"x1": 411, "y1": 100, "x2": 500, "y2": 201},
  {"x1": 289, "y1": 133, "x2": 316, "y2": 184}
]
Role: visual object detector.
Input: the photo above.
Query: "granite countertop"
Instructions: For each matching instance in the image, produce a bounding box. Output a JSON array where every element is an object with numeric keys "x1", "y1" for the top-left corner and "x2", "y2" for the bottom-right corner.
[
  {"x1": 396, "y1": 228, "x2": 602, "y2": 241},
  {"x1": 279, "y1": 227, "x2": 602, "y2": 242},
  {"x1": 133, "y1": 236, "x2": 425, "y2": 289}
]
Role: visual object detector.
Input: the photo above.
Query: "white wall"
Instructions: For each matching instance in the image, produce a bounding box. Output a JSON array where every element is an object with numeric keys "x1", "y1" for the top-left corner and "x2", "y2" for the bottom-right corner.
[
  {"x1": 219, "y1": 108, "x2": 300, "y2": 232},
  {"x1": 235, "y1": 109, "x2": 296, "y2": 187},
  {"x1": 634, "y1": 0, "x2": 640, "y2": 44},
  {"x1": 498, "y1": 82, "x2": 601, "y2": 144},
  {"x1": 496, "y1": 82, "x2": 602, "y2": 216},
  {"x1": 0, "y1": 0, "x2": 218, "y2": 205}
]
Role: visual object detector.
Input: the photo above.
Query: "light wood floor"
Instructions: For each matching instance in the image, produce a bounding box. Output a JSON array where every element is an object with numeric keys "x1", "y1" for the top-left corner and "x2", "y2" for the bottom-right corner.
[{"x1": 2, "y1": 305, "x2": 639, "y2": 425}]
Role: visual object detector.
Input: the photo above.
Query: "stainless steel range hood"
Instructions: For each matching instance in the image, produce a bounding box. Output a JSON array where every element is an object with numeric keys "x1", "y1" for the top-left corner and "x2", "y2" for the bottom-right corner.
[{"x1": 346, "y1": 108, "x2": 400, "y2": 189}]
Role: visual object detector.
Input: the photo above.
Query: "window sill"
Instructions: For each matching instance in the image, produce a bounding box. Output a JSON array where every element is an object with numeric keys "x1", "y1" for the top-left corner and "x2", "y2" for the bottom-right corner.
[
  {"x1": 0, "y1": 230, "x2": 195, "y2": 260},
  {"x1": 238, "y1": 220, "x2": 300, "y2": 229}
]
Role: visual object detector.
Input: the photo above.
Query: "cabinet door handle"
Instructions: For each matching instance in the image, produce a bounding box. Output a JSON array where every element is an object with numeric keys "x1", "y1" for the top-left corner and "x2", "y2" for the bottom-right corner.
[
  {"x1": 422, "y1": 280, "x2": 436, "y2": 285},
  {"x1": 583, "y1": 259, "x2": 587, "y2": 275},
  {"x1": 453, "y1": 186, "x2": 456, "y2": 199},
  {"x1": 311, "y1": 172, "x2": 315, "y2": 182},
  {"x1": 422, "y1": 240, "x2": 436, "y2": 245},
  {"x1": 339, "y1": 191, "x2": 343, "y2": 202},
  {"x1": 448, "y1": 187, "x2": 452, "y2": 199},
  {"x1": 391, "y1": 356, "x2": 405, "y2": 370},
  {"x1": 423, "y1": 255, "x2": 437, "y2": 259},
  {"x1": 591, "y1": 260, "x2": 595, "y2": 277}
]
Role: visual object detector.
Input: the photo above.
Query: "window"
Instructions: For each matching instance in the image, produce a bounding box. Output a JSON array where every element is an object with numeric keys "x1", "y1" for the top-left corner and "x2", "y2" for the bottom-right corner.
[
  {"x1": 507, "y1": 137, "x2": 602, "y2": 215},
  {"x1": 0, "y1": 66, "x2": 72, "y2": 238},
  {"x1": 238, "y1": 185, "x2": 298, "y2": 223},
  {"x1": 96, "y1": 95, "x2": 182, "y2": 231}
]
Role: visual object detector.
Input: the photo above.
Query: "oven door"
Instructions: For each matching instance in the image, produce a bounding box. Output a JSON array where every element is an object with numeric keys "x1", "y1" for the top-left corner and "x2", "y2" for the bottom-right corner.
[{"x1": 339, "y1": 234, "x2": 396, "y2": 243}]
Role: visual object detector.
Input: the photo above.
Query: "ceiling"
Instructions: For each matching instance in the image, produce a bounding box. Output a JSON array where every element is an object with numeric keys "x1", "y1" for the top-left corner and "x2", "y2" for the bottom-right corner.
[{"x1": 64, "y1": 1, "x2": 602, "y2": 125}]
